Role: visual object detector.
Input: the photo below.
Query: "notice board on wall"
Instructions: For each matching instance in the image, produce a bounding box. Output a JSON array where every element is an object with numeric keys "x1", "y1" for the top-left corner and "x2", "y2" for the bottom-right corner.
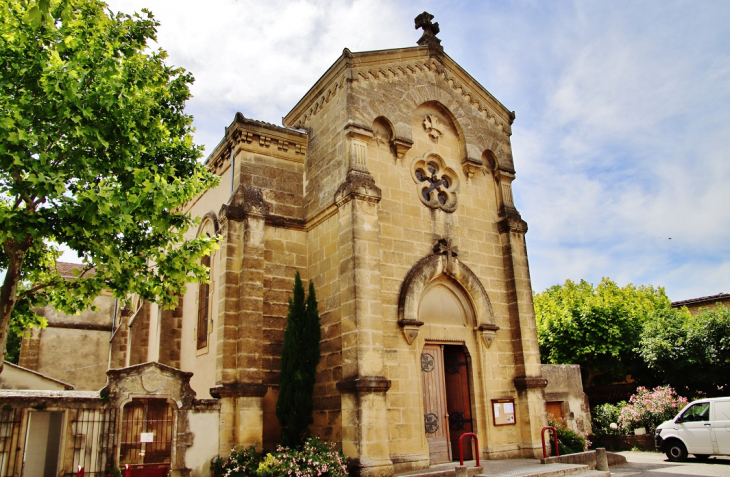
[{"x1": 492, "y1": 399, "x2": 516, "y2": 426}]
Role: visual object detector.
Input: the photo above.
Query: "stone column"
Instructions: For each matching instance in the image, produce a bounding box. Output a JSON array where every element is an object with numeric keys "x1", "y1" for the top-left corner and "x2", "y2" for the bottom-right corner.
[
  {"x1": 334, "y1": 126, "x2": 393, "y2": 476},
  {"x1": 496, "y1": 169, "x2": 547, "y2": 458},
  {"x1": 212, "y1": 184, "x2": 269, "y2": 453}
]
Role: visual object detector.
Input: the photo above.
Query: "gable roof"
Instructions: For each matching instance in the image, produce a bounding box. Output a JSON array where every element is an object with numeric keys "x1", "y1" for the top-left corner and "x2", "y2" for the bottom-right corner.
[
  {"x1": 282, "y1": 45, "x2": 514, "y2": 133},
  {"x1": 0, "y1": 361, "x2": 75, "y2": 390}
]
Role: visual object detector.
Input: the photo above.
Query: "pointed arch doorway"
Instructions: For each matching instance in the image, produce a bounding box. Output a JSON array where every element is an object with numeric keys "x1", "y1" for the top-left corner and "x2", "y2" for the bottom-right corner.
[
  {"x1": 419, "y1": 276, "x2": 475, "y2": 464},
  {"x1": 421, "y1": 344, "x2": 474, "y2": 464}
]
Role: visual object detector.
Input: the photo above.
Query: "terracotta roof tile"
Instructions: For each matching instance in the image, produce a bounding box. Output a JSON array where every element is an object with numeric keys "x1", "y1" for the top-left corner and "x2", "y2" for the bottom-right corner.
[
  {"x1": 671, "y1": 292, "x2": 730, "y2": 308},
  {"x1": 55, "y1": 261, "x2": 96, "y2": 278}
]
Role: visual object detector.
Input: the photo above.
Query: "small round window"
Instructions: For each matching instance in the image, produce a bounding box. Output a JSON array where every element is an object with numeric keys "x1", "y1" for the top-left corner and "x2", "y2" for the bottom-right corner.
[{"x1": 411, "y1": 154, "x2": 459, "y2": 212}]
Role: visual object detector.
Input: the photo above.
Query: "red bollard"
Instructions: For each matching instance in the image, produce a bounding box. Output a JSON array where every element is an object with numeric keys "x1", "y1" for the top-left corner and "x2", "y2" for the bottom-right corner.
[
  {"x1": 541, "y1": 426, "x2": 559, "y2": 458},
  {"x1": 124, "y1": 464, "x2": 132, "y2": 477},
  {"x1": 77, "y1": 466, "x2": 84, "y2": 477},
  {"x1": 458, "y1": 432, "x2": 480, "y2": 467}
]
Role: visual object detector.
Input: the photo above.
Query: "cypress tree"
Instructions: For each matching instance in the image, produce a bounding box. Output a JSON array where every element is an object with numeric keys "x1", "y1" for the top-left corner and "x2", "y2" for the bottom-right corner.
[{"x1": 276, "y1": 271, "x2": 321, "y2": 447}]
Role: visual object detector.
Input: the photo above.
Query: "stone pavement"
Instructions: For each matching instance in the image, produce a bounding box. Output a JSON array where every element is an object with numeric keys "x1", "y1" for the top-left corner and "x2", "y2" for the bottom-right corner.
[{"x1": 395, "y1": 459, "x2": 609, "y2": 477}]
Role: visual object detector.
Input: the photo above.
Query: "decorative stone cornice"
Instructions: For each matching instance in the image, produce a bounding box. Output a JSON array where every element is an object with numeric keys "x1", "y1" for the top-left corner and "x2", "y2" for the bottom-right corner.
[
  {"x1": 205, "y1": 112, "x2": 307, "y2": 177},
  {"x1": 209, "y1": 383, "x2": 268, "y2": 399},
  {"x1": 334, "y1": 171, "x2": 382, "y2": 207},
  {"x1": 283, "y1": 47, "x2": 514, "y2": 134},
  {"x1": 514, "y1": 376, "x2": 548, "y2": 390},
  {"x1": 336, "y1": 376, "x2": 391, "y2": 394},
  {"x1": 45, "y1": 321, "x2": 111, "y2": 332},
  {"x1": 352, "y1": 58, "x2": 513, "y2": 135}
]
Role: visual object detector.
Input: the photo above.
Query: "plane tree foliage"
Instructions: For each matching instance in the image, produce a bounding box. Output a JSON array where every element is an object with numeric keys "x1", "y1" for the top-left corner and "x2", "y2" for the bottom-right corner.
[
  {"x1": 639, "y1": 305, "x2": 730, "y2": 397},
  {"x1": 0, "y1": 0, "x2": 219, "y2": 367},
  {"x1": 534, "y1": 278, "x2": 671, "y2": 387}
]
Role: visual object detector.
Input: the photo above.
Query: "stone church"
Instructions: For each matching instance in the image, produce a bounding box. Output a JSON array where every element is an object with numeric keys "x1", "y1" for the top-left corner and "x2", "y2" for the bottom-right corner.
[{"x1": 2, "y1": 13, "x2": 551, "y2": 477}]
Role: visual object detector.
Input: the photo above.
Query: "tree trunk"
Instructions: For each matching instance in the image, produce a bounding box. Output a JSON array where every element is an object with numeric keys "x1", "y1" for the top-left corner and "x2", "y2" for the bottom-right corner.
[{"x1": 0, "y1": 238, "x2": 29, "y2": 373}]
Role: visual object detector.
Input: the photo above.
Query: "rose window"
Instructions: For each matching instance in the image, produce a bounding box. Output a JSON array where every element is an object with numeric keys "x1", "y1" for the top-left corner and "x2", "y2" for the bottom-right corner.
[{"x1": 411, "y1": 154, "x2": 459, "y2": 212}]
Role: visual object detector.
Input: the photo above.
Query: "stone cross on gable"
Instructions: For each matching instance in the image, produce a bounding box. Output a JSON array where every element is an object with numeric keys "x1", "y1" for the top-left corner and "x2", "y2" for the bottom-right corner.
[
  {"x1": 433, "y1": 238, "x2": 458, "y2": 270},
  {"x1": 415, "y1": 11, "x2": 443, "y2": 51}
]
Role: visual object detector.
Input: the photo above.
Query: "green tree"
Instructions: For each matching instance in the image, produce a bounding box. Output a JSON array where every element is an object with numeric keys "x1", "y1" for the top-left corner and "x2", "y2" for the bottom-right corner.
[
  {"x1": 276, "y1": 272, "x2": 321, "y2": 447},
  {"x1": 534, "y1": 278, "x2": 670, "y2": 387},
  {"x1": 639, "y1": 305, "x2": 730, "y2": 396},
  {"x1": 0, "y1": 0, "x2": 218, "y2": 368}
]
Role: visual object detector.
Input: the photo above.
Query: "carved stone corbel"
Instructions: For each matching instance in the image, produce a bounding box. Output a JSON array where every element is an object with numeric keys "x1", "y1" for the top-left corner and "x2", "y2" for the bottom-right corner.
[
  {"x1": 391, "y1": 137, "x2": 413, "y2": 162},
  {"x1": 477, "y1": 323, "x2": 500, "y2": 348},
  {"x1": 461, "y1": 156, "x2": 484, "y2": 181},
  {"x1": 399, "y1": 319, "x2": 424, "y2": 345}
]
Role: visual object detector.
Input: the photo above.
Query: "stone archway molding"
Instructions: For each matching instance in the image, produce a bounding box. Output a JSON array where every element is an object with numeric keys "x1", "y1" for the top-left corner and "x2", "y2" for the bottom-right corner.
[{"x1": 397, "y1": 239, "x2": 499, "y2": 347}]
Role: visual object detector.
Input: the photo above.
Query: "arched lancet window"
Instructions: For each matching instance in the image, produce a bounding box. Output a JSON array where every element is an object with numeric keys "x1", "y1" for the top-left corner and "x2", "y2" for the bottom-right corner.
[
  {"x1": 195, "y1": 213, "x2": 219, "y2": 352},
  {"x1": 196, "y1": 252, "x2": 211, "y2": 350}
]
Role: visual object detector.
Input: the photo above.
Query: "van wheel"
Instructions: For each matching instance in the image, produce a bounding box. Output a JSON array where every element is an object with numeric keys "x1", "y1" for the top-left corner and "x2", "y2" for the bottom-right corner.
[
  {"x1": 666, "y1": 441, "x2": 687, "y2": 462},
  {"x1": 694, "y1": 454, "x2": 710, "y2": 461}
]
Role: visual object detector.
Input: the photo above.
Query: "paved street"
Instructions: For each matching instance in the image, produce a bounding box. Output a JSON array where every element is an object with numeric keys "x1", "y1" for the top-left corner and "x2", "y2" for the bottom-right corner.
[{"x1": 610, "y1": 451, "x2": 730, "y2": 477}]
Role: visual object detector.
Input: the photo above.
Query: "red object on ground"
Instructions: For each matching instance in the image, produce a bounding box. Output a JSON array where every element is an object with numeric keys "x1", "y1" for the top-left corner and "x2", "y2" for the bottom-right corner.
[
  {"x1": 541, "y1": 426, "x2": 560, "y2": 458},
  {"x1": 458, "y1": 432, "x2": 480, "y2": 466}
]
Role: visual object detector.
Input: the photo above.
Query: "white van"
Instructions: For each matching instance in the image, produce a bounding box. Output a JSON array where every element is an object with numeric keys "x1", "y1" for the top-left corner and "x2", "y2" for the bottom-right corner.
[{"x1": 655, "y1": 396, "x2": 730, "y2": 461}]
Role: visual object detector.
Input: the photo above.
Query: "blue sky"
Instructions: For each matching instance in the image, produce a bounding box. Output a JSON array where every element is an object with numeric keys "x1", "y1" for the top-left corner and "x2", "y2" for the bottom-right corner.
[{"x1": 105, "y1": 0, "x2": 730, "y2": 301}]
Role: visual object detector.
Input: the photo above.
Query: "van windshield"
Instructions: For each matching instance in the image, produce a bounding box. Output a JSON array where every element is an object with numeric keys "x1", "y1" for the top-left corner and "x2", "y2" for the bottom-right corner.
[{"x1": 680, "y1": 402, "x2": 710, "y2": 422}]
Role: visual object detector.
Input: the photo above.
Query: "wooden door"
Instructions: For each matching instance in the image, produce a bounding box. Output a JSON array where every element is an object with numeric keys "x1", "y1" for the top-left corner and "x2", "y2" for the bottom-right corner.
[
  {"x1": 421, "y1": 344, "x2": 451, "y2": 464},
  {"x1": 546, "y1": 402, "x2": 564, "y2": 422},
  {"x1": 120, "y1": 399, "x2": 173, "y2": 467},
  {"x1": 444, "y1": 346, "x2": 473, "y2": 460}
]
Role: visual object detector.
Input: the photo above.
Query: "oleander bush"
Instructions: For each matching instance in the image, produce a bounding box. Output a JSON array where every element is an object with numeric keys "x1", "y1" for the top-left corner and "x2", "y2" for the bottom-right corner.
[
  {"x1": 211, "y1": 438, "x2": 348, "y2": 477},
  {"x1": 618, "y1": 385, "x2": 687, "y2": 434}
]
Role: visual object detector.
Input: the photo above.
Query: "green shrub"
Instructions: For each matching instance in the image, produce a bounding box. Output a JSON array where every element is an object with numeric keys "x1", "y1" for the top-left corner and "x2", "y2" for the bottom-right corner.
[
  {"x1": 277, "y1": 273, "x2": 321, "y2": 447},
  {"x1": 211, "y1": 438, "x2": 347, "y2": 477},
  {"x1": 591, "y1": 401, "x2": 628, "y2": 436},
  {"x1": 211, "y1": 444, "x2": 263, "y2": 477},
  {"x1": 548, "y1": 417, "x2": 589, "y2": 455}
]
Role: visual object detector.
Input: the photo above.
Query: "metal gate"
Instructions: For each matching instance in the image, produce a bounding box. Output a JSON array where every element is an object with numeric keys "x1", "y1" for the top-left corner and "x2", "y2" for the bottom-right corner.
[
  {"x1": 67, "y1": 408, "x2": 118, "y2": 476},
  {"x1": 0, "y1": 408, "x2": 22, "y2": 477},
  {"x1": 119, "y1": 399, "x2": 173, "y2": 466}
]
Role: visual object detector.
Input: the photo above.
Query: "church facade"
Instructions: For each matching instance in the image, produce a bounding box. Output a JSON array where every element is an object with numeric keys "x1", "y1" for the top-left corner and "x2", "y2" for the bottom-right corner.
[
  {"x1": 170, "y1": 22, "x2": 548, "y2": 473},
  {"x1": 3, "y1": 17, "x2": 549, "y2": 477}
]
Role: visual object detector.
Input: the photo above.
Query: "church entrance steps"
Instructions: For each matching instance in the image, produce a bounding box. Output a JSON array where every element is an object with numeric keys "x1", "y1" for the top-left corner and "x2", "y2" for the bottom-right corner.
[{"x1": 394, "y1": 461, "x2": 610, "y2": 477}]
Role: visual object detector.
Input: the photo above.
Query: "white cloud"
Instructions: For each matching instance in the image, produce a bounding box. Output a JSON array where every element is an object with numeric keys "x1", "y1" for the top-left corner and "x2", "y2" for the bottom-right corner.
[{"x1": 101, "y1": 0, "x2": 730, "y2": 301}]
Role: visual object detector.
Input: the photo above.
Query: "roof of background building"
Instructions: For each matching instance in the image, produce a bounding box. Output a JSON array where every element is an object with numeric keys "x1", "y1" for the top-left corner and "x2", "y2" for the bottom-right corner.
[
  {"x1": 55, "y1": 261, "x2": 95, "y2": 278},
  {"x1": 671, "y1": 292, "x2": 730, "y2": 308}
]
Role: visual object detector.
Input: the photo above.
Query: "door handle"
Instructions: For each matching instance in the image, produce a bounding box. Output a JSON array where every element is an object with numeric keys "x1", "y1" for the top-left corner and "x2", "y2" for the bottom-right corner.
[{"x1": 703, "y1": 423, "x2": 712, "y2": 426}]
